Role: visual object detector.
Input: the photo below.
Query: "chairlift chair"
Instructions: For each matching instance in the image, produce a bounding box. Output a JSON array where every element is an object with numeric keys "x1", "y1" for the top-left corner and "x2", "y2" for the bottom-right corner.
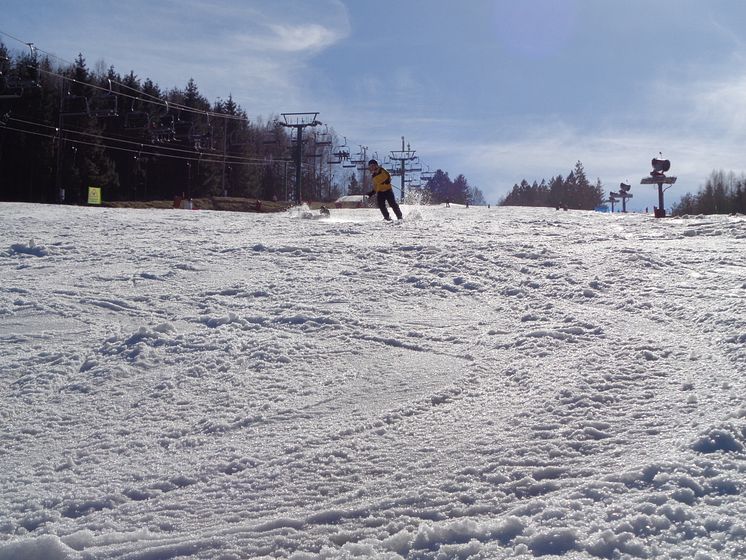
[
  {"x1": 193, "y1": 132, "x2": 213, "y2": 151},
  {"x1": 91, "y1": 93, "x2": 118, "y2": 117},
  {"x1": 194, "y1": 114, "x2": 214, "y2": 150},
  {"x1": 0, "y1": 74, "x2": 24, "y2": 99},
  {"x1": 173, "y1": 118, "x2": 194, "y2": 142},
  {"x1": 125, "y1": 110, "x2": 150, "y2": 130},
  {"x1": 149, "y1": 113, "x2": 175, "y2": 143},
  {"x1": 123, "y1": 97, "x2": 149, "y2": 130},
  {"x1": 315, "y1": 132, "x2": 332, "y2": 147},
  {"x1": 0, "y1": 45, "x2": 40, "y2": 99},
  {"x1": 89, "y1": 79, "x2": 118, "y2": 117},
  {"x1": 61, "y1": 94, "x2": 91, "y2": 116}
]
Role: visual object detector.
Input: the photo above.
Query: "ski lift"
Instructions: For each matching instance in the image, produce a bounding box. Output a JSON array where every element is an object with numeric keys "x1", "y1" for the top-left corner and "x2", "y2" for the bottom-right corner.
[
  {"x1": 61, "y1": 93, "x2": 91, "y2": 117},
  {"x1": 173, "y1": 107, "x2": 194, "y2": 144},
  {"x1": 173, "y1": 117, "x2": 194, "y2": 143},
  {"x1": 23, "y1": 43, "x2": 39, "y2": 83},
  {"x1": 193, "y1": 131, "x2": 213, "y2": 151},
  {"x1": 90, "y1": 79, "x2": 119, "y2": 117},
  {"x1": 333, "y1": 147, "x2": 350, "y2": 160},
  {"x1": 0, "y1": 44, "x2": 39, "y2": 99},
  {"x1": 124, "y1": 98, "x2": 150, "y2": 130},
  {"x1": 149, "y1": 104, "x2": 175, "y2": 143},
  {"x1": 314, "y1": 127, "x2": 332, "y2": 147},
  {"x1": 193, "y1": 112, "x2": 214, "y2": 151},
  {"x1": 331, "y1": 136, "x2": 350, "y2": 161},
  {"x1": 0, "y1": 73, "x2": 24, "y2": 99}
]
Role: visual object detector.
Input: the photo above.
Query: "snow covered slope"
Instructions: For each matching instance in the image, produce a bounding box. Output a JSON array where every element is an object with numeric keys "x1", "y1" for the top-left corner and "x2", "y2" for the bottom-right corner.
[{"x1": 1, "y1": 202, "x2": 744, "y2": 559}]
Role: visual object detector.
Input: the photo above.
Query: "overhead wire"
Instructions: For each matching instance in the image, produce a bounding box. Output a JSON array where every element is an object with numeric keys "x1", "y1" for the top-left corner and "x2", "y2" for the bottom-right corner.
[
  {"x1": 6, "y1": 115, "x2": 284, "y2": 165},
  {"x1": 1, "y1": 124, "x2": 305, "y2": 169},
  {"x1": 0, "y1": 29, "x2": 353, "y2": 174},
  {"x1": 0, "y1": 30, "x2": 299, "y2": 169},
  {"x1": 1, "y1": 119, "x2": 298, "y2": 168}
]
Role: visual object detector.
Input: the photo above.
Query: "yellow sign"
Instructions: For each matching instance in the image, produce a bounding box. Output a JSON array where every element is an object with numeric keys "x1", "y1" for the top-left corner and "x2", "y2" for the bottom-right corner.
[{"x1": 88, "y1": 187, "x2": 102, "y2": 205}]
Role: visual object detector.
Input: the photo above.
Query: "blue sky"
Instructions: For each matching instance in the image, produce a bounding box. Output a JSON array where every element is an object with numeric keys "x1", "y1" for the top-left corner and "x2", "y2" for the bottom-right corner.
[{"x1": 4, "y1": 0, "x2": 746, "y2": 209}]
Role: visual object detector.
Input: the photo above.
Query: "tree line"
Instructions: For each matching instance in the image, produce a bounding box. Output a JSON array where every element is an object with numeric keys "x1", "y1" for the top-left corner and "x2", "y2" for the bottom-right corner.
[
  {"x1": 0, "y1": 43, "x2": 482, "y2": 206},
  {"x1": 499, "y1": 161, "x2": 605, "y2": 210},
  {"x1": 0, "y1": 45, "x2": 343, "y2": 204},
  {"x1": 495, "y1": 161, "x2": 746, "y2": 216},
  {"x1": 672, "y1": 170, "x2": 746, "y2": 215}
]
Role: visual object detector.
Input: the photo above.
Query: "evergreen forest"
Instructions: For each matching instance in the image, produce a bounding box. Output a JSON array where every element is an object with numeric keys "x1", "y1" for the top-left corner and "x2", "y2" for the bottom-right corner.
[
  {"x1": 499, "y1": 161, "x2": 605, "y2": 210},
  {"x1": 0, "y1": 44, "x2": 484, "y2": 206}
]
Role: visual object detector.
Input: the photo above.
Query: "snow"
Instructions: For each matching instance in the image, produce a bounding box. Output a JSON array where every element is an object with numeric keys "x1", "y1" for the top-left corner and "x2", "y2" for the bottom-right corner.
[{"x1": 0, "y1": 202, "x2": 744, "y2": 559}]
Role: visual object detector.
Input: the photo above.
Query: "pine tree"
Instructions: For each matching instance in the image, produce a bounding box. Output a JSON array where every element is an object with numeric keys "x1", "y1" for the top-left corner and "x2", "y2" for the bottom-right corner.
[
  {"x1": 347, "y1": 172, "x2": 361, "y2": 195},
  {"x1": 452, "y1": 174, "x2": 470, "y2": 204},
  {"x1": 548, "y1": 175, "x2": 565, "y2": 208},
  {"x1": 425, "y1": 169, "x2": 452, "y2": 203}
]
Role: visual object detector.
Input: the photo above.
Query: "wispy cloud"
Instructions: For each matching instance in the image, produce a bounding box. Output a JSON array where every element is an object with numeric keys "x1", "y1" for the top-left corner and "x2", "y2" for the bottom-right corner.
[
  {"x1": 10, "y1": 0, "x2": 350, "y2": 115},
  {"x1": 683, "y1": 74, "x2": 746, "y2": 138},
  {"x1": 266, "y1": 23, "x2": 342, "y2": 53}
]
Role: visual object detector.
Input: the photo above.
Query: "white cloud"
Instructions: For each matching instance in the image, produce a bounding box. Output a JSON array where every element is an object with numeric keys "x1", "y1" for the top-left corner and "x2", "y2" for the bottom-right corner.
[
  {"x1": 686, "y1": 75, "x2": 746, "y2": 137},
  {"x1": 14, "y1": 0, "x2": 350, "y2": 116},
  {"x1": 228, "y1": 21, "x2": 346, "y2": 54},
  {"x1": 267, "y1": 23, "x2": 342, "y2": 53}
]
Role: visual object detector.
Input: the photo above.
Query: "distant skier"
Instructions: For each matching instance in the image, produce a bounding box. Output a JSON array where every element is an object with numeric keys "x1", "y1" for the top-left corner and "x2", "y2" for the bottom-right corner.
[{"x1": 366, "y1": 159, "x2": 403, "y2": 221}]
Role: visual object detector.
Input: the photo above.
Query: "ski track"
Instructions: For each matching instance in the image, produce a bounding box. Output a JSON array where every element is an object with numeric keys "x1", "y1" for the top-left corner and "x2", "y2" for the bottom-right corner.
[{"x1": 0, "y1": 204, "x2": 745, "y2": 559}]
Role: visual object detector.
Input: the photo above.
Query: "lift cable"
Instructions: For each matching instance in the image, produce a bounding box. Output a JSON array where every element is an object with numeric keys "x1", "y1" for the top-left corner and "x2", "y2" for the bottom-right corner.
[{"x1": 1, "y1": 122, "x2": 290, "y2": 168}]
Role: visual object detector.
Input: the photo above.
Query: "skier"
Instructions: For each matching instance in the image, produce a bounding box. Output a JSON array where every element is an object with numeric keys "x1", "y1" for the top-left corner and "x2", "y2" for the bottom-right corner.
[{"x1": 366, "y1": 159, "x2": 403, "y2": 221}]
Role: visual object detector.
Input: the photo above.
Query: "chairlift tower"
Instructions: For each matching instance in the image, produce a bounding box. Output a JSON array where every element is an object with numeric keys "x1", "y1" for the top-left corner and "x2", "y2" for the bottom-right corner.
[
  {"x1": 389, "y1": 136, "x2": 417, "y2": 201},
  {"x1": 350, "y1": 146, "x2": 369, "y2": 193},
  {"x1": 279, "y1": 112, "x2": 321, "y2": 203},
  {"x1": 640, "y1": 153, "x2": 676, "y2": 218}
]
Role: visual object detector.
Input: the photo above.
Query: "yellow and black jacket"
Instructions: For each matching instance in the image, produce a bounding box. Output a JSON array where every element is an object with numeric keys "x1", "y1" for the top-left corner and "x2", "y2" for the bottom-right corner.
[{"x1": 371, "y1": 167, "x2": 393, "y2": 193}]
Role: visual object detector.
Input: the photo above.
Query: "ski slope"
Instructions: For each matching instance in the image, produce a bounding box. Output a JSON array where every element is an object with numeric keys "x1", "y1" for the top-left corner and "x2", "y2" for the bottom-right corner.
[{"x1": 1, "y1": 202, "x2": 744, "y2": 559}]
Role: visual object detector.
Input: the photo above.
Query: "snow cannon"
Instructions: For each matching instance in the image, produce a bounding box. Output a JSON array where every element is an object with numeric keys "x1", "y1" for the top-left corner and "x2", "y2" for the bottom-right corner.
[
  {"x1": 641, "y1": 154, "x2": 677, "y2": 218},
  {"x1": 650, "y1": 157, "x2": 670, "y2": 178}
]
